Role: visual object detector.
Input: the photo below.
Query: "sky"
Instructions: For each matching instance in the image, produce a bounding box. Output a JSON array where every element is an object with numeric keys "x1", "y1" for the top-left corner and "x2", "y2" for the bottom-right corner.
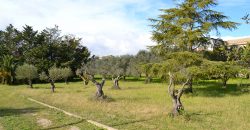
[{"x1": 0, "y1": 0, "x2": 250, "y2": 56}]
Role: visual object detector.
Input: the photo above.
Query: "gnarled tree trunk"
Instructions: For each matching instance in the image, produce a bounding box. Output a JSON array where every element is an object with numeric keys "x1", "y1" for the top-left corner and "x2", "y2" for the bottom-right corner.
[
  {"x1": 186, "y1": 77, "x2": 193, "y2": 93},
  {"x1": 113, "y1": 76, "x2": 121, "y2": 89},
  {"x1": 222, "y1": 79, "x2": 228, "y2": 88},
  {"x1": 28, "y1": 79, "x2": 33, "y2": 88},
  {"x1": 168, "y1": 72, "x2": 189, "y2": 116},
  {"x1": 90, "y1": 77, "x2": 106, "y2": 98},
  {"x1": 222, "y1": 75, "x2": 229, "y2": 88},
  {"x1": 50, "y1": 79, "x2": 55, "y2": 93},
  {"x1": 80, "y1": 75, "x2": 89, "y2": 85}
]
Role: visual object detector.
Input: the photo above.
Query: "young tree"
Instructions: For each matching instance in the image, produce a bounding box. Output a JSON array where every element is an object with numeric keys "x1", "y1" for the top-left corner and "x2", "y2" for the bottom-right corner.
[
  {"x1": 39, "y1": 67, "x2": 63, "y2": 92},
  {"x1": 141, "y1": 63, "x2": 153, "y2": 84},
  {"x1": 110, "y1": 57, "x2": 125, "y2": 89},
  {"x1": 150, "y1": 0, "x2": 238, "y2": 53},
  {"x1": 133, "y1": 50, "x2": 160, "y2": 82},
  {"x1": 126, "y1": 57, "x2": 141, "y2": 78},
  {"x1": 16, "y1": 64, "x2": 38, "y2": 88},
  {"x1": 61, "y1": 67, "x2": 73, "y2": 84}
]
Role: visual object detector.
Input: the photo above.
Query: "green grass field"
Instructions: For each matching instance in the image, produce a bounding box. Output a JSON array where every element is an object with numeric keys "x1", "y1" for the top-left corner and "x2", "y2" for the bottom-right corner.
[{"x1": 0, "y1": 79, "x2": 250, "y2": 130}]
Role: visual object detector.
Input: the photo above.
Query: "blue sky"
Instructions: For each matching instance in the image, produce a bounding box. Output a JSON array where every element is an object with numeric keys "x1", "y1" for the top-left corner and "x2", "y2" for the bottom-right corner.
[{"x1": 0, "y1": 0, "x2": 250, "y2": 56}]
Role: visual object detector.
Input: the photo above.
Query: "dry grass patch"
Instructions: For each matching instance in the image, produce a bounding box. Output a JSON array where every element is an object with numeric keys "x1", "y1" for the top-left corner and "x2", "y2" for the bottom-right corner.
[{"x1": 37, "y1": 118, "x2": 52, "y2": 128}]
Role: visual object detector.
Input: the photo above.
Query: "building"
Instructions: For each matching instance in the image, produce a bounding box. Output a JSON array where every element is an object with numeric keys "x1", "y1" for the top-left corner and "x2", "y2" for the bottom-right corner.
[
  {"x1": 195, "y1": 37, "x2": 250, "y2": 51},
  {"x1": 225, "y1": 37, "x2": 250, "y2": 47}
]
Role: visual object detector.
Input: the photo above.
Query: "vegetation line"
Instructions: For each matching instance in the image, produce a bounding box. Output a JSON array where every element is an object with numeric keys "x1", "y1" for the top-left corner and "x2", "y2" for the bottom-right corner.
[{"x1": 27, "y1": 98, "x2": 117, "y2": 130}]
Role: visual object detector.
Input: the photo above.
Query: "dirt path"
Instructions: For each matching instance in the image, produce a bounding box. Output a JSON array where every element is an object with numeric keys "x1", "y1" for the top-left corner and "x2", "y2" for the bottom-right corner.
[{"x1": 28, "y1": 98, "x2": 117, "y2": 130}]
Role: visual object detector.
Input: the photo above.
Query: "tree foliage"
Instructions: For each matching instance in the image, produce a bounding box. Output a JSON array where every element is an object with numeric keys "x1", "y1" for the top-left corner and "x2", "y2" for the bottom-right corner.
[
  {"x1": 150, "y1": 0, "x2": 238, "y2": 54},
  {"x1": 0, "y1": 24, "x2": 90, "y2": 78},
  {"x1": 15, "y1": 64, "x2": 38, "y2": 88},
  {"x1": 147, "y1": 52, "x2": 203, "y2": 115},
  {"x1": 60, "y1": 67, "x2": 73, "y2": 84},
  {"x1": 201, "y1": 60, "x2": 240, "y2": 87},
  {"x1": 0, "y1": 55, "x2": 16, "y2": 84},
  {"x1": 39, "y1": 67, "x2": 70, "y2": 92}
]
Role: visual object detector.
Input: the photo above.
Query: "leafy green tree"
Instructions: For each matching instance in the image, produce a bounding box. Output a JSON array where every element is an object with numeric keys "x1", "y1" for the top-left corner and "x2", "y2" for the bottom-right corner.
[
  {"x1": 141, "y1": 63, "x2": 153, "y2": 84},
  {"x1": 18, "y1": 25, "x2": 90, "y2": 73},
  {"x1": 201, "y1": 61, "x2": 240, "y2": 88},
  {"x1": 126, "y1": 57, "x2": 141, "y2": 78},
  {"x1": 19, "y1": 25, "x2": 39, "y2": 64},
  {"x1": 148, "y1": 52, "x2": 203, "y2": 116},
  {"x1": 111, "y1": 55, "x2": 133, "y2": 89},
  {"x1": 131, "y1": 50, "x2": 160, "y2": 80},
  {"x1": 15, "y1": 64, "x2": 38, "y2": 88},
  {"x1": 239, "y1": 68, "x2": 250, "y2": 79},
  {"x1": 0, "y1": 24, "x2": 22, "y2": 57},
  {"x1": 39, "y1": 67, "x2": 64, "y2": 92},
  {"x1": 226, "y1": 46, "x2": 243, "y2": 62},
  {"x1": 61, "y1": 67, "x2": 73, "y2": 84},
  {"x1": 150, "y1": 0, "x2": 238, "y2": 53}
]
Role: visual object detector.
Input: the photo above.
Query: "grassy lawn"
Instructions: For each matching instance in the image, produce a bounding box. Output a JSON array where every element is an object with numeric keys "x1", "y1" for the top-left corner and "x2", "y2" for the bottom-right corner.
[
  {"x1": 0, "y1": 78, "x2": 250, "y2": 130},
  {"x1": 0, "y1": 85, "x2": 102, "y2": 130}
]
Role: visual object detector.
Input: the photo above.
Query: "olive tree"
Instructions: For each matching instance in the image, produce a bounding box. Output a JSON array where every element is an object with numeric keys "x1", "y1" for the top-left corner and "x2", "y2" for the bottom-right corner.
[
  {"x1": 61, "y1": 67, "x2": 73, "y2": 84},
  {"x1": 39, "y1": 67, "x2": 64, "y2": 92},
  {"x1": 201, "y1": 61, "x2": 240, "y2": 88},
  {"x1": 76, "y1": 68, "x2": 90, "y2": 85},
  {"x1": 141, "y1": 63, "x2": 153, "y2": 84},
  {"x1": 149, "y1": 52, "x2": 203, "y2": 116},
  {"x1": 76, "y1": 57, "x2": 98, "y2": 85},
  {"x1": 16, "y1": 64, "x2": 38, "y2": 88},
  {"x1": 89, "y1": 75, "x2": 106, "y2": 99}
]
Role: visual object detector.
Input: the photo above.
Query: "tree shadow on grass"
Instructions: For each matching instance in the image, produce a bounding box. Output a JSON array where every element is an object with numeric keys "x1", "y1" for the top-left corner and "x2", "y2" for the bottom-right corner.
[
  {"x1": 0, "y1": 107, "x2": 41, "y2": 117},
  {"x1": 177, "y1": 111, "x2": 218, "y2": 122},
  {"x1": 193, "y1": 80, "x2": 250, "y2": 97},
  {"x1": 40, "y1": 119, "x2": 84, "y2": 130},
  {"x1": 32, "y1": 86, "x2": 64, "y2": 90}
]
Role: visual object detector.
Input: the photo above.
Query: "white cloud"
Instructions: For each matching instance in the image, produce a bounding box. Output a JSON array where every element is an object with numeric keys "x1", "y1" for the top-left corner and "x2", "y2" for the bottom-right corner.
[{"x1": 0, "y1": 0, "x2": 169, "y2": 56}]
